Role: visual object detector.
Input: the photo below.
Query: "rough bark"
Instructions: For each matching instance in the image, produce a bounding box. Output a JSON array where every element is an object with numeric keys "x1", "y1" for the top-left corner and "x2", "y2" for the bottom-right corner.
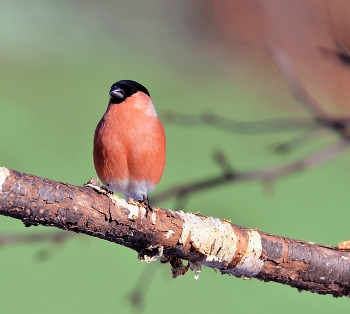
[{"x1": 1, "y1": 167, "x2": 350, "y2": 297}]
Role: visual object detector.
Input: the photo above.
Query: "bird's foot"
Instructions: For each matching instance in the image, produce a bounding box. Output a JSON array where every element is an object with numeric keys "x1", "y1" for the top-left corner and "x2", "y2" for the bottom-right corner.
[
  {"x1": 139, "y1": 195, "x2": 153, "y2": 217},
  {"x1": 99, "y1": 186, "x2": 121, "y2": 205},
  {"x1": 128, "y1": 195, "x2": 153, "y2": 217},
  {"x1": 142, "y1": 195, "x2": 152, "y2": 210},
  {"x1": 101, "y1": 185, "x2": 114, "y2": 195}
]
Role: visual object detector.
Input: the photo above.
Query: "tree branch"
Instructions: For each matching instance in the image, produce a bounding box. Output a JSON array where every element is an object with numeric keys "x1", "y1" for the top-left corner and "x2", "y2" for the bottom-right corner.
[
  {"x1": 163, "y1": 111, "x2": 317, "y2": 134},
  {"x1": 1, "y1": 167, "x2": 350, "y2": 297},
  {"x1": 152, "y1": 139, "x2": 350, "y2": 203}
]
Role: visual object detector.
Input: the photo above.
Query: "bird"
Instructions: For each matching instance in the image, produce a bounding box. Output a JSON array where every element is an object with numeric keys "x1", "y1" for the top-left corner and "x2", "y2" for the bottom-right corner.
[{"x1": 93, "y1": 80, "x2": 166, "y2": 209}]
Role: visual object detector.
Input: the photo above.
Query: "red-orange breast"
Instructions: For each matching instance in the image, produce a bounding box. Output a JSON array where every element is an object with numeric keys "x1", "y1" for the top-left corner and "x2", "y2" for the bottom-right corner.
[{"x1": 93, "y1": 80, "x2": 166, "y2": 203}]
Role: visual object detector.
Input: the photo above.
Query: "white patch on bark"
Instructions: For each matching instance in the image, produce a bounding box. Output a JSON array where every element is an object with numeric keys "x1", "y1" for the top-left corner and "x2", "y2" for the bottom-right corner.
[
  {"x1": 222, "y1": 230, "x2": 263, "y2": 277},
  {"x1": 177, "y1": 212, "x2": 238, "y2": 269},
  {"x1": 177, "y1": 211, "x2": 264, "y2": 277},
  {"x1": 0, "y1": 167, "x2": 10, "y2": 192},
  {"x1": 151, "y1": 211, "x2": 157, "y2": 224},
  {"x1": 165, "y1": 230, "x2": 175, "y2": 239},
  {"x1": 116, "y1": 198, "x2": 146, "y2": 220}
]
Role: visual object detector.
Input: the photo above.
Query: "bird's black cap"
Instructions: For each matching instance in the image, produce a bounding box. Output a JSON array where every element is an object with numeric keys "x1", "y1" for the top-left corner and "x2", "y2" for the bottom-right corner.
[{"x1": 109, "y1": 80, "x2": 150, "y2": 104}]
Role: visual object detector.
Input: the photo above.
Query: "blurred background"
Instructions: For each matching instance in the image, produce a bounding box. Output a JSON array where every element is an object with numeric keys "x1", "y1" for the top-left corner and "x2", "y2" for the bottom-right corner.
[{"x1": 1, "y1": 0, "x2": 350, "y2": 312}]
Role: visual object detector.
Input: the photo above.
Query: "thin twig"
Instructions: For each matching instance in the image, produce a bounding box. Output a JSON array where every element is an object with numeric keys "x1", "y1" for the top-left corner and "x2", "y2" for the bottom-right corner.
[
  {"x1": 0, "y1": 230, "x2": 76, "y2": 247},
  {"x1": 126, "y1": 263, "x2": 159, "y2": 313},
  {"x1": 151, "y1": 139, "x2": 350, "y2": 204},
  {"x1": 163, "y1": 111, "x2": 317, "y2": 134},
  {"x1": 273, "y1": 125, "x2": 326, "y2": 154},
  {"x1": 267, "y1": 37, "x2": 329, "y2": 119}
]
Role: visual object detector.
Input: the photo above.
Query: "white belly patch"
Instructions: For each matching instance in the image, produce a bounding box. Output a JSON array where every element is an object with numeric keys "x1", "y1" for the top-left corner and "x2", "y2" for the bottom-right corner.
[{"x1": 105, "y1": 179, "x2": 156, "y2": 201}]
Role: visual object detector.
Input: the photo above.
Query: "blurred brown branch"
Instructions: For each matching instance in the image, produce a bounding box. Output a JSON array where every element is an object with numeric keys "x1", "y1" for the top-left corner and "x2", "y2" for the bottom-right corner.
[
  {"x1": 126, "y1": 262, "x2": 159, "y2": 312},
  {"x1": 156, "y1": 39, "x2": 350, "y2": 206},
  {"x1": 0, "y1": 230, "x2": 75, "y2": 247},
  {"x1": 152, "y1": 139, "x2": 350, "y2": 204},
  {"x1": 0, "y1": 230, "x2": 78, "y2": 261},
  {"x1": 163, "y1": 111, "x2": 317, "y2": 134}
]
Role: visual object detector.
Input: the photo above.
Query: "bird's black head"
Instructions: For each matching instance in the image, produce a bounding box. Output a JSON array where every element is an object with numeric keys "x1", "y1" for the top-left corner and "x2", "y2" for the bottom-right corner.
[{"x1": 109, "y1": 80, "x2": 150, "y2": 104}]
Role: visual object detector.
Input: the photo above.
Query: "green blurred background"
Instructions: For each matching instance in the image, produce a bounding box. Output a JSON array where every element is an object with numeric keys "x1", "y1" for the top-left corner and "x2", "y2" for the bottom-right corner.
[{"x1": 1, "y1": 1, "x2": 349, "y2": 313}]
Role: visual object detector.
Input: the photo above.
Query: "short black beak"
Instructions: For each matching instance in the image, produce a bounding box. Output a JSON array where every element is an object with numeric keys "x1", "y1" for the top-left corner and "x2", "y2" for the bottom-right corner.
[{"x1": 109, "y1": 86, "x2": 124, "y2": 99}]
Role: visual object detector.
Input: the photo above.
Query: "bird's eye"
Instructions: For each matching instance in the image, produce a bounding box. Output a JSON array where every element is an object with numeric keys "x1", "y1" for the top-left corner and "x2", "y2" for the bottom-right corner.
[{"x1": 131, "y1": 87, "x2": 137, "y2": 93}]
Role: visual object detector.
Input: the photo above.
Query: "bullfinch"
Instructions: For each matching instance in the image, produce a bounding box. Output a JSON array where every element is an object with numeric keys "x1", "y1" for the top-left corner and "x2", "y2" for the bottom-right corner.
[{"x1": 93, "y1": 80, "x2": 166, "y2": 207}]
